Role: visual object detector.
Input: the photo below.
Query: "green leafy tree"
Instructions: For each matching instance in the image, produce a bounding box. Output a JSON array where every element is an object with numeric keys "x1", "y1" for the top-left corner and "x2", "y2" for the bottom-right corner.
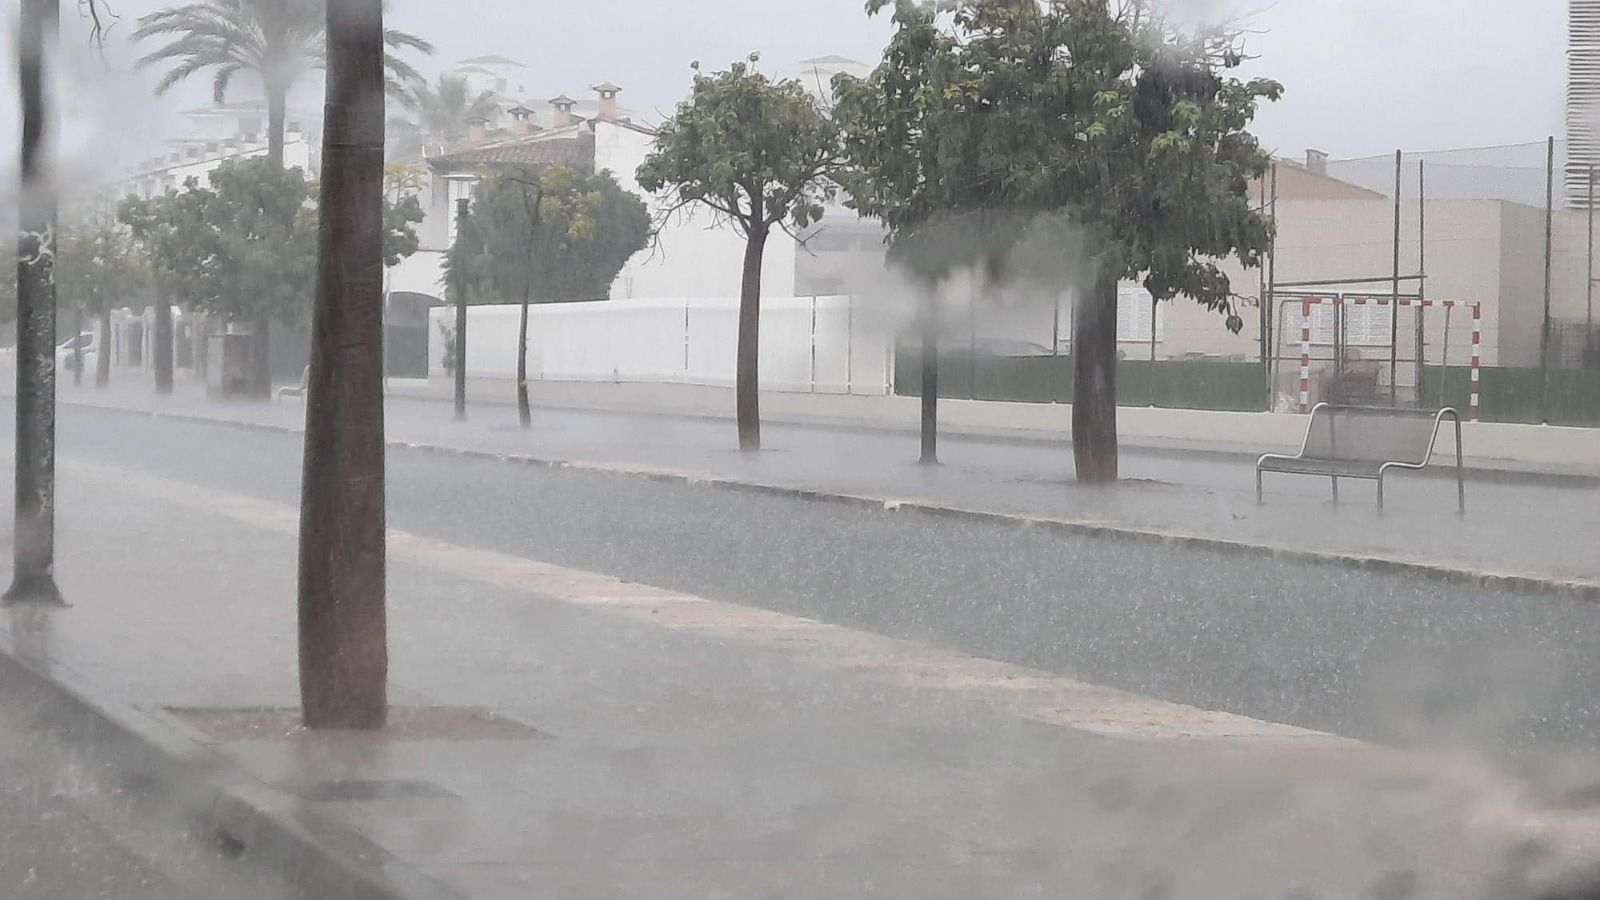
[
  {"x1": 134, "y1": 0, "x2": 433, "y2": 166},
  {"x1": 834, "y1": 1, "x2": 1044, "y2": 464},
  {"x1": 638, "y1": 55, "x2": 841, "y2": 451},
  {"x1": 837, "y1": 0, "x2": 1277, "y2": 481},
  {"x1": 122, "y1": 159, "x2": 423, "y2": 398},
  {"x1": 120, "y1": 186, "x2": 218, "y2": 394},
  {"x1": 57, "y1": 213, "x2": 148, "y2": 389},
  {"x1": 0, "y1": 261, "x2": 15, "y2": 326},
  {"x1": 403, "y1": 74, "x2": 500, "y2": 147},
  {"x1": 463, "y1": 164, "x2": 650, "y2": 425}
]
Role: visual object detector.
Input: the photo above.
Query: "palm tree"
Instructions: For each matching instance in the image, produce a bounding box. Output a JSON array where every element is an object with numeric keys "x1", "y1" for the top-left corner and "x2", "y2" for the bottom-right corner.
[
  {"x1": 405, "y1": 74, "x2": 501, "y2": 147},
  {"x1": 134, "y1": 0, "x2": 433, "y2": 167},
  {"x1": 300, "y1": 0, "x2": 389, "y2": 730}
]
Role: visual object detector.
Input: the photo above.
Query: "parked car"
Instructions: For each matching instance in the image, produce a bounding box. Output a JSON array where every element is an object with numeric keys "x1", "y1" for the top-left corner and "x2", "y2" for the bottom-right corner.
[
  {"x1": 969, "y1": 337, "x2": 1055, "y2": 358},
  {"x1": 56, "y1": 332, "x2": 97, "y2": 373}
]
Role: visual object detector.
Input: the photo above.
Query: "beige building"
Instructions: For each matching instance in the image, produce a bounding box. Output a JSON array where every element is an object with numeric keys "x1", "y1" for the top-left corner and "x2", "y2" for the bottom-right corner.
[{"x1": 812, "y1": 149, "x2": 1596, "y2": 404}]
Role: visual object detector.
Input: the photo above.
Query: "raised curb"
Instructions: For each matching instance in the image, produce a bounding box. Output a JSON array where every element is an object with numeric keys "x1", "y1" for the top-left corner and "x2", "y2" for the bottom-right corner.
[
  {"x1": 0, "y1": 619, "x2": 466, "y2": 900},
  {"x1": 65, "y1": 398, "x2": 1600, "y2": 605}
]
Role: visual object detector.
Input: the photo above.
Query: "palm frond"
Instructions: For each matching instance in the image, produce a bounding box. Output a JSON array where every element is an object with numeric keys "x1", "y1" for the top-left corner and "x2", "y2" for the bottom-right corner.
[
  {"x1": 383, "y1": 28, "x2": 434, "y2": 55},
  {"x1": 212, "y1": 62, "x2": 243, "y2": 103}
]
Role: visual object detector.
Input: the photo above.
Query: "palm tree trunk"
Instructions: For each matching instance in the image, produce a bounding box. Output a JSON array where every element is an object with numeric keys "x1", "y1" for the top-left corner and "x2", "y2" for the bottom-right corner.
[
  {"x1": 737, "y1": 228, "x2": 767, "y2": 451},
  {"x1": 452, "y1": 199, "x2": 470, "y2": 421},
  {"x1": 298, "y1": 0, "x2": 388, "y2": 730},
  {"x1": 7, "y1": 0, "x2": 62, "y2": 605},
  {"x1": 517, "y1": 292, "x2": 531, "y2": 427},
  {"x1": 267, "y1": 87, "x2": 287, "y2": 168},
  {"x1": 1072, "y1": 264, "x2": 1120, "y2": 483},
  {"x1": 257, "y1": 84, "x2": 288, "y2": 392},
  {"x1": 153, "y1": 297, "x2": 173, "y2": 394},
  {"x1": 96, "y1": 305, "x2": 112, "y2": 387}
]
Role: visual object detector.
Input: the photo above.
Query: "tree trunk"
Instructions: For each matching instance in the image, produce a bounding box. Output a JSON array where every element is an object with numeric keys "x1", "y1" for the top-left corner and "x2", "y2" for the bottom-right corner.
[
  {"x1": 153, "y1": 298, "x2": 174, "y2": 394},
  {"x1": 1072, "y1": 265, "x2": 1120, "y2": 483},
  {"x1": 919, "y1": 291, "x2": 939, "y2": 465},
  {"x1": 192, "y1": 311, "x2": 209, "y2": 382},
  {"x1": 516, "y1": 294, "x2": 531, "y2": 427},
  {"x1": 72, "y1": 305, "x2": 83, "y2": 387},
  {"x1": 452, "y1": 199, "x2": 469, "y2": 421},
  {"x1": 250, "y1": 315, "x2": 272, "y2": 399},
  {"x1": 737, "y1": 228, "x2": 767, "y2": 451},
  {"x1": 297, "y1": 0, "x2": 388, "y2": 731},
  {"x1": 6, "y1": 0, "x2": 62, "y2": 606},
  {"x1": 95, "y1": 305, "x2": 112, "y2": 387},
  {"x1": 267, "y1": 86, "x2": 287, "y2": 168}
]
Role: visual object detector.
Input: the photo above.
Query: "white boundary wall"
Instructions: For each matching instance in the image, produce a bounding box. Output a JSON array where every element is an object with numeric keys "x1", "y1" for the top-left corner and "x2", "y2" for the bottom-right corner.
[{"x1": 428, "y1": 296, "x2": 894, "y2": 395}]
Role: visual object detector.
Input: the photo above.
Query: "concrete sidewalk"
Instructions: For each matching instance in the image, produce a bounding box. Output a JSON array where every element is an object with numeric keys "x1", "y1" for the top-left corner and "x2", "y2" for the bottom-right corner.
[
  {"x1": 394, "y1": 376, "x2": 1600, "y2": 477},
  {"x1": 43, "y1": 378, "x2": 1600, "y2": 591},
  {"x1": 8, "y1": 453, "x2": 1600, "y2": 898}
]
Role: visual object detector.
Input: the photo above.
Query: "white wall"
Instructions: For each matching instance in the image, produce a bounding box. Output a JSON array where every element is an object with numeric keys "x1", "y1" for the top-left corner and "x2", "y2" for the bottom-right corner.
[
  {"x1": 429, "y1": 296, "x2": 892, "y2": 395},
  {"x1": 593, "y1": 120, "x2": 799, "y2": 302},
  {"x1": 387, "y1": 250, "x2": 448, "y2": 301}
]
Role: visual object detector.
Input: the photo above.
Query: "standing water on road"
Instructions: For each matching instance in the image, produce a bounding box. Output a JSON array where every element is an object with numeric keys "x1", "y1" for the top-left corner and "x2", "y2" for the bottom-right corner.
[{"x1": 3, "y1": 0, "x2": 1600, "y2": 897}]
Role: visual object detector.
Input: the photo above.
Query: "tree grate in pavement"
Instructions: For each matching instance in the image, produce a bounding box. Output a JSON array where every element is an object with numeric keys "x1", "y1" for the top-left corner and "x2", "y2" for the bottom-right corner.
[{"x1": 165, "y1": 706, "x2": 549, "y2": 741}]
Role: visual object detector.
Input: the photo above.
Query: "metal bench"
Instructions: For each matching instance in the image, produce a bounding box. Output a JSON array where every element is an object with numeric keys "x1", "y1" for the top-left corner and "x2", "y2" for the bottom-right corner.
[
  {"x1": 276, "y1": 365, "x2": 310, "y2": 401},
  {"x1": 1256, "y1": 403, "x2": 1464, "y2": 513}
]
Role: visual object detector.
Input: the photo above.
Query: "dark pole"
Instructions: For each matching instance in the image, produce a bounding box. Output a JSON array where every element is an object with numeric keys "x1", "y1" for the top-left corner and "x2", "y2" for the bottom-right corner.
[
  {"x1": 1389, "y1": 149, "x2": 1401, "y2": 404},
  {"x1": 7, "y1": 0, "x2": 63, "y2": 606},
  {"x1": 1415, "y1": 159, "x2": 1426, "y2": 404},
  {"x1": 1258, "y1": 168, "x2": 1268, "y2": 405},
  {"x1": 1267, "y1": 163, "x2": 1278, "y2": 407},
  {"x1": 1051, "y1": 290, "x2": 1060, "y2": 357},
  {"x1": 298, "y1": 0, "x2": 389, "y2": 729},
  {"x1": 1588, "y1": 166, "x2": 1595, "y2": 348},
  {"x1": 453, "y1": 197, "x2": 469, "y2": 421},
  {"x1": 1541, "y1": 135, "x2": 1555, "y2": 424},
  {"x1": 1148, "y1": 294, "x2": 1158, "y2": 406}
]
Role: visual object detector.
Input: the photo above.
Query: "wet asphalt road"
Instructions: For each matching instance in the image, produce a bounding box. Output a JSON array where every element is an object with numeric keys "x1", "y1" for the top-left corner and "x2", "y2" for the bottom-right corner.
[{"x1": 35, "y1": 403, "x2": 1600, "y2": 758}]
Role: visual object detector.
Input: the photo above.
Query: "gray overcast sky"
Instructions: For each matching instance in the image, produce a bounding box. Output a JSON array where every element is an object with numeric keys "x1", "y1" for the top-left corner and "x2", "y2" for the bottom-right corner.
[
  {"x1": 44, "y1": 0, "x2": 1572, "y2": 171},
  {"x1": 378, "y1": 0, "x2": 1567, "y2": 158}
]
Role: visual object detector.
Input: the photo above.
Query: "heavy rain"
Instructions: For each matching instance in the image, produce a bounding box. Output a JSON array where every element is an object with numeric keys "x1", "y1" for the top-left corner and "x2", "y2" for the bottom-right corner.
[{"x1": 0, "y1": 0, "x2": 1597, "y2": 898}]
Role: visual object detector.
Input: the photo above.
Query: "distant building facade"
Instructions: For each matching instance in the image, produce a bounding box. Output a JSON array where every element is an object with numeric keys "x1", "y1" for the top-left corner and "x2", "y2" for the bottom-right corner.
[
  {"x1": 101, "y1": 101, "x2": 320, "y2": 203},
  {"x1": 385, "y1": 82, "x2": 797, "y2": 307}
]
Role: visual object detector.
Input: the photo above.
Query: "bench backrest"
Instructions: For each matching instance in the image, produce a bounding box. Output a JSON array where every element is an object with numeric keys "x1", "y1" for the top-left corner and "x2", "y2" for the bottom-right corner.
[{"x1": 1301, "y1": 405, "x2": 1447, "y2": 466}]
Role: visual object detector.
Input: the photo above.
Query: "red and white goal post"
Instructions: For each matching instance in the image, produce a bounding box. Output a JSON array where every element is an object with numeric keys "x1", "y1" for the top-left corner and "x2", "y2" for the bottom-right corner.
[{"x1": 1292, "y1": 295, "x2": 1481, "y2": 421}]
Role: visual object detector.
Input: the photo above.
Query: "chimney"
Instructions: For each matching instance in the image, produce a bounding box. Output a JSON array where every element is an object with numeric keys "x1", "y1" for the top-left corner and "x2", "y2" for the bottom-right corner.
[
  {"x1": 509, "y1": 106, "x2": 537, "y2": 135},
  {"x1": 1305, "y1": 148, "x2": 1328, "y2": 176},
  {"x1": 550, "y1": 94, "x2": 576, "y2": 128},
  {"x1": 592, "y1": 82, "x2": 621, "y2": 122}
]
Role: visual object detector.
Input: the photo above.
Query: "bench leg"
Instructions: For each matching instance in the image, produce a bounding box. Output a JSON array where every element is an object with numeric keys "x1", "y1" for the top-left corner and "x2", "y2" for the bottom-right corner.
[{"x1": 1330, "y1": 475, "x2": 1339, "y2": 506}]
